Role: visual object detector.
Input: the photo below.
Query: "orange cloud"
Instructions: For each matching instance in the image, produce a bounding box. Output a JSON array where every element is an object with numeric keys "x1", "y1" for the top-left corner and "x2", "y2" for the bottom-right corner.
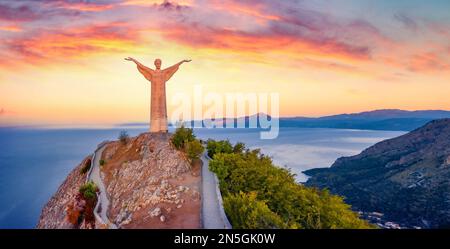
[
  {"x1": 408, "y1": 52, "x2": 450, "y2": 72},
  {"x1": 3, "y1": 22, "x2": 139, "y2": 66},
  {"x1": 208, "y1": 0, "x2": 280, "y2": 21},
  {"x1": 49, "y1": 1, "x2": 114, "y2": 12},
  {"x1": 0, "y1": 108, "x2": 15, "y2": 116},
  {"x1": 0, "y1": 24, "x2": 22, "y2": 32}
]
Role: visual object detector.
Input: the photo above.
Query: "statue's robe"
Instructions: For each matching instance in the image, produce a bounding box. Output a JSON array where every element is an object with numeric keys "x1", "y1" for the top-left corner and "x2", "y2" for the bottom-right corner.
[{"x1": 137, "y1": 64, "x2": 179, "y2": 132}]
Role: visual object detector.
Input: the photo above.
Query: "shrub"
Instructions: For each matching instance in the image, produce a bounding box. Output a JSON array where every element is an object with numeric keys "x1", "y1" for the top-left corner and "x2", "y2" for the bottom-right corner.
[
  {"x1": 233, "y1": 142, "x2": 246, "y2": 154},
  {"x1": 79, "y1": 181, "x2": 98, "y2": 200},
  {"x1": 224, "y1": 192, "x2": 288, "y2": 229},
  {"x1": 119, "y1": 130, "x2": 129, "y2": 145},
  {"x1": 185, "y1": 139, "x2": 204, "y2": 162},
  {"x1": 99, "y1": 159, "x2": 105, "y2": 166},
  {"x1": 206, "y1": 139, "x2": 233, "y2": 158},
  {"x1": 171, "y1": 125, "x2": 195, "y2": 149},
  {"x1": 66, "y1": 201, "x2": 81, "y2": 225},
  {"x1": 208, "y1": 140, "x2": 374, "y2": 229},
  {"x1": 80, "y1": 158, "x2": 92, "y2": 174}
]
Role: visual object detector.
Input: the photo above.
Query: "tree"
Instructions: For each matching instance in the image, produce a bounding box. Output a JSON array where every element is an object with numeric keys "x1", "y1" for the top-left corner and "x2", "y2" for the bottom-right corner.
[
  {"x1": 171, "y1": 125, "x2": 195, "y2": 149},
  {"x1": 224, "y1": 192, "x2": 288, "y2": 229},
  {"x1": 206, "y1": 139, "x2": 233, "y2": 158},
  {"x1": 119, "y1": 130, "x2": 129, "y2": 145},
  {"x1": 233, "y1": 142, "x2": 245, "y2": 154},
  {"x1": 185, "y1": 139, "x2": 204, "y2": 162}
]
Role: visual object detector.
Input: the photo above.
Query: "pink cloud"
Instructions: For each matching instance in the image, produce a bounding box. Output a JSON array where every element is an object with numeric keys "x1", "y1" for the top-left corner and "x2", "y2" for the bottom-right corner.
[{"x1": 2, "y1": 22, "x2": 139, "y2": 66}]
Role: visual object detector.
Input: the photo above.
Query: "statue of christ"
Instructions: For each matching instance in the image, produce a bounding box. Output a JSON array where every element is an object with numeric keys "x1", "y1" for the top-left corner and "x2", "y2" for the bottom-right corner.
[{"x1": 125, "y1": 57, "x2": 191, "y2": 133}]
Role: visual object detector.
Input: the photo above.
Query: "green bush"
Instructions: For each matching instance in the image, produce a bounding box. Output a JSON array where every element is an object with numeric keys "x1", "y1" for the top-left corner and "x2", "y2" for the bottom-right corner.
[
  {"x1": 206, "y1": 139, "x2": 233, "y2": 158},
  {"x1": 233, "y1": 142, "x2": 246, "y2": 154},
  {"x1": 209, "y1": 141, "x2": 374, "y2": 229},
  {"x1": 99, "y1": 159, "x2": 105, "y2": 166},
  {"x1": 224, "y1": 192, "x2": 288, "y2": 229},
  {"x1": 119, "y1": 130, "x2": 129, "y2": 145},
  {"x1": 79, "y1": 181, "x2": 98, "y2": 200},
  {"x1": 80, "y1": 159, "x2": 92, "y2": 174},
  {"x1": 185, "y1": 139, "x2": 204, "y2": 162},
  {"x1": 171, "y1": 125, "x2": 195, "y2": 149}
]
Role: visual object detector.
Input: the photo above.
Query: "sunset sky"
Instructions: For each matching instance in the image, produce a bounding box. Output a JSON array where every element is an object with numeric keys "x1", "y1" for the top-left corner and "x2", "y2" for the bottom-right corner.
[{"x1": 0, "y1": 0, "x2": 449, "y2": 126}]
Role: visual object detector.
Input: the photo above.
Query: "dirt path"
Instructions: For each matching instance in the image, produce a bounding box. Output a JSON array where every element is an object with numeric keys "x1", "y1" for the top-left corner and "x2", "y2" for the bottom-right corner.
[{"x1": 89, "y1": 145, "x2": 117, "y2": 229}]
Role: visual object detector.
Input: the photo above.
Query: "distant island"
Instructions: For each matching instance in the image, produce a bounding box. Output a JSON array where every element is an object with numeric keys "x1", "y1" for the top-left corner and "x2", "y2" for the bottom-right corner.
[
  {"x1": 280, "y1": 109, "x2": 450, "y2": 131},
  {"x1": 117, "y1": 109, "x2": 450, "y2": 132}
]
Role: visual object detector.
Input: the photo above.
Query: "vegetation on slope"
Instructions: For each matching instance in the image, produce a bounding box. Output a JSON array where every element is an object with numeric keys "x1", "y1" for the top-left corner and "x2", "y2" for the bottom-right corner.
[
  {"x1": 80, "y1": 157, "x2": 92, "y2": 174},
  {"x1": 79, "y1": 181, "x2": 98, "y2": 200},
  {"x1": 66, "y1": 181, "x2": 99, "y2": 228},
  {"x1": 119, "y1": 130, "x2": 130, "y2": 145},
  {"x1": 171, "y1": 125, "x2": 204, "y2": 163},
  {"x1": 207, "y1": 139, "x2": 374, "y2": 229}
]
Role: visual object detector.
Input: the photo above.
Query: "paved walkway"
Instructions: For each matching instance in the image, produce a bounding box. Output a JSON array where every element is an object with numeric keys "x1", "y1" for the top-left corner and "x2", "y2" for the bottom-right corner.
[
  {"x1": 89, "y1": 145, "x2": 117, "y2": 229},
  {"x1": 201, "y1": 154, "x2": 231, "y2": 229}
]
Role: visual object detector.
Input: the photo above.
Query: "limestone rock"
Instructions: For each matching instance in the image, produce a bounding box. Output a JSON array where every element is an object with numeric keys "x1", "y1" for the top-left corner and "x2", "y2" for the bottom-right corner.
[{"x1": 150, "y1": 207, "x2": 162, "y2": 217}]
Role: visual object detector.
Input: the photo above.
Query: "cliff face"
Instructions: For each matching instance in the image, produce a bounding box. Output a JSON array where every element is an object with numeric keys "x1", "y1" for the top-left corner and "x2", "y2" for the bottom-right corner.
[
  {"x1": 37, "y1": 157, "x2": 92, "y2": 229},
  {"x1": 37, "y1": 133, "x2": 201, "y2": 229},
  {"x1": 305, "y1": 119, "x2": 450, "y2": 228}
]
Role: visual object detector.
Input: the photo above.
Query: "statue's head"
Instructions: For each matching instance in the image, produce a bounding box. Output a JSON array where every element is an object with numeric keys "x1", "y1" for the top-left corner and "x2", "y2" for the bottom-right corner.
[{"x1": 154, "y1": 58, "x2": 162, "y2": 69}]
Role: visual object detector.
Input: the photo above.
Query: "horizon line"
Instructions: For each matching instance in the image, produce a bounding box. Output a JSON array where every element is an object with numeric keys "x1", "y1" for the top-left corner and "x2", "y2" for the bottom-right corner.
[{"x1": 2, "y1": 108, "x2": 450, "y2": 129}]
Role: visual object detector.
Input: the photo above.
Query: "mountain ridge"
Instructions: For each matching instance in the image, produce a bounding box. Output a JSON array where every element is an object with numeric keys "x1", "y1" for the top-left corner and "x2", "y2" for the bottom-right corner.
[
  {"x1": 116, "y1": 109, "x2": 450, "y2": 131},
  {"x1": 304, "y1": 118, "x2": 450, "y2": 228}
]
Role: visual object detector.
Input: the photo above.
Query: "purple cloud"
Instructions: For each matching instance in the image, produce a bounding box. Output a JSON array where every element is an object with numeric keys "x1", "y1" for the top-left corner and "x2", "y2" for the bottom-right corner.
[
  {"x1": 394, "y1": 13, "x2": 418, "y2": 31},
  {"x1": 0, "y1": 3, "x2": 41, "y2": 21}
]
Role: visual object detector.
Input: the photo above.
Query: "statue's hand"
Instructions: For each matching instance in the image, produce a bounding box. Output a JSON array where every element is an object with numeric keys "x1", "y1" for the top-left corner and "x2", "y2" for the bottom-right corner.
[{"x1": 124, "y1": 57, "x2": 135, "y2": 62}]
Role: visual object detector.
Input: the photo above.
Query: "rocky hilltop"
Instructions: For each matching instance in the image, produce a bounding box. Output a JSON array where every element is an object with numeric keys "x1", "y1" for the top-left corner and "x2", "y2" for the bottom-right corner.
[
  {"x1": 37, "y1": 133, "x2": 201, "y2": 229},
  {"x1": 305, "y1": 119, "x2": 450, "y2": 228}
]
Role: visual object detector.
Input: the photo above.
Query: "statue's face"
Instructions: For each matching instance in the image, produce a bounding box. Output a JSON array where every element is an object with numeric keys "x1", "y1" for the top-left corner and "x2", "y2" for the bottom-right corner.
[{"x1": 154, "y1": 59, "x2": 162, "y2": 69}]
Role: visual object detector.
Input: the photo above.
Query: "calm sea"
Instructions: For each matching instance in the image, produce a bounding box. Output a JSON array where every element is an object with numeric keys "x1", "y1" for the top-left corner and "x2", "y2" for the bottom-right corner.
[{"x1": 0, "y1": 127, "x2": 404, "y2": 228}]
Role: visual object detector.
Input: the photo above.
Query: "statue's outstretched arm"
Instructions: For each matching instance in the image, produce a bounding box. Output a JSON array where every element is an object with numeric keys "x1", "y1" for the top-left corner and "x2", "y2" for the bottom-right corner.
[
  {"x1": 125, "y1": 57, "x2": 154, "y2": 81},
  {"x1": 164, "y1": 59, "x2": 191, "y2": 81}
]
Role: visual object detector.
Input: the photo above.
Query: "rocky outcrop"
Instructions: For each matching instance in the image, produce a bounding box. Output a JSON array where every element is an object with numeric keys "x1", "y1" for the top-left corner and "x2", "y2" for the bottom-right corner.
[
  {"x1": 37, "y1": 133, "x2": 201, "y2": 229},
  {"x1": 37, "y1": 157, "x2": 92, "y2": 228},
  {"x1": 305, "y1": 119, "x2": 450, "y2": 228}
]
